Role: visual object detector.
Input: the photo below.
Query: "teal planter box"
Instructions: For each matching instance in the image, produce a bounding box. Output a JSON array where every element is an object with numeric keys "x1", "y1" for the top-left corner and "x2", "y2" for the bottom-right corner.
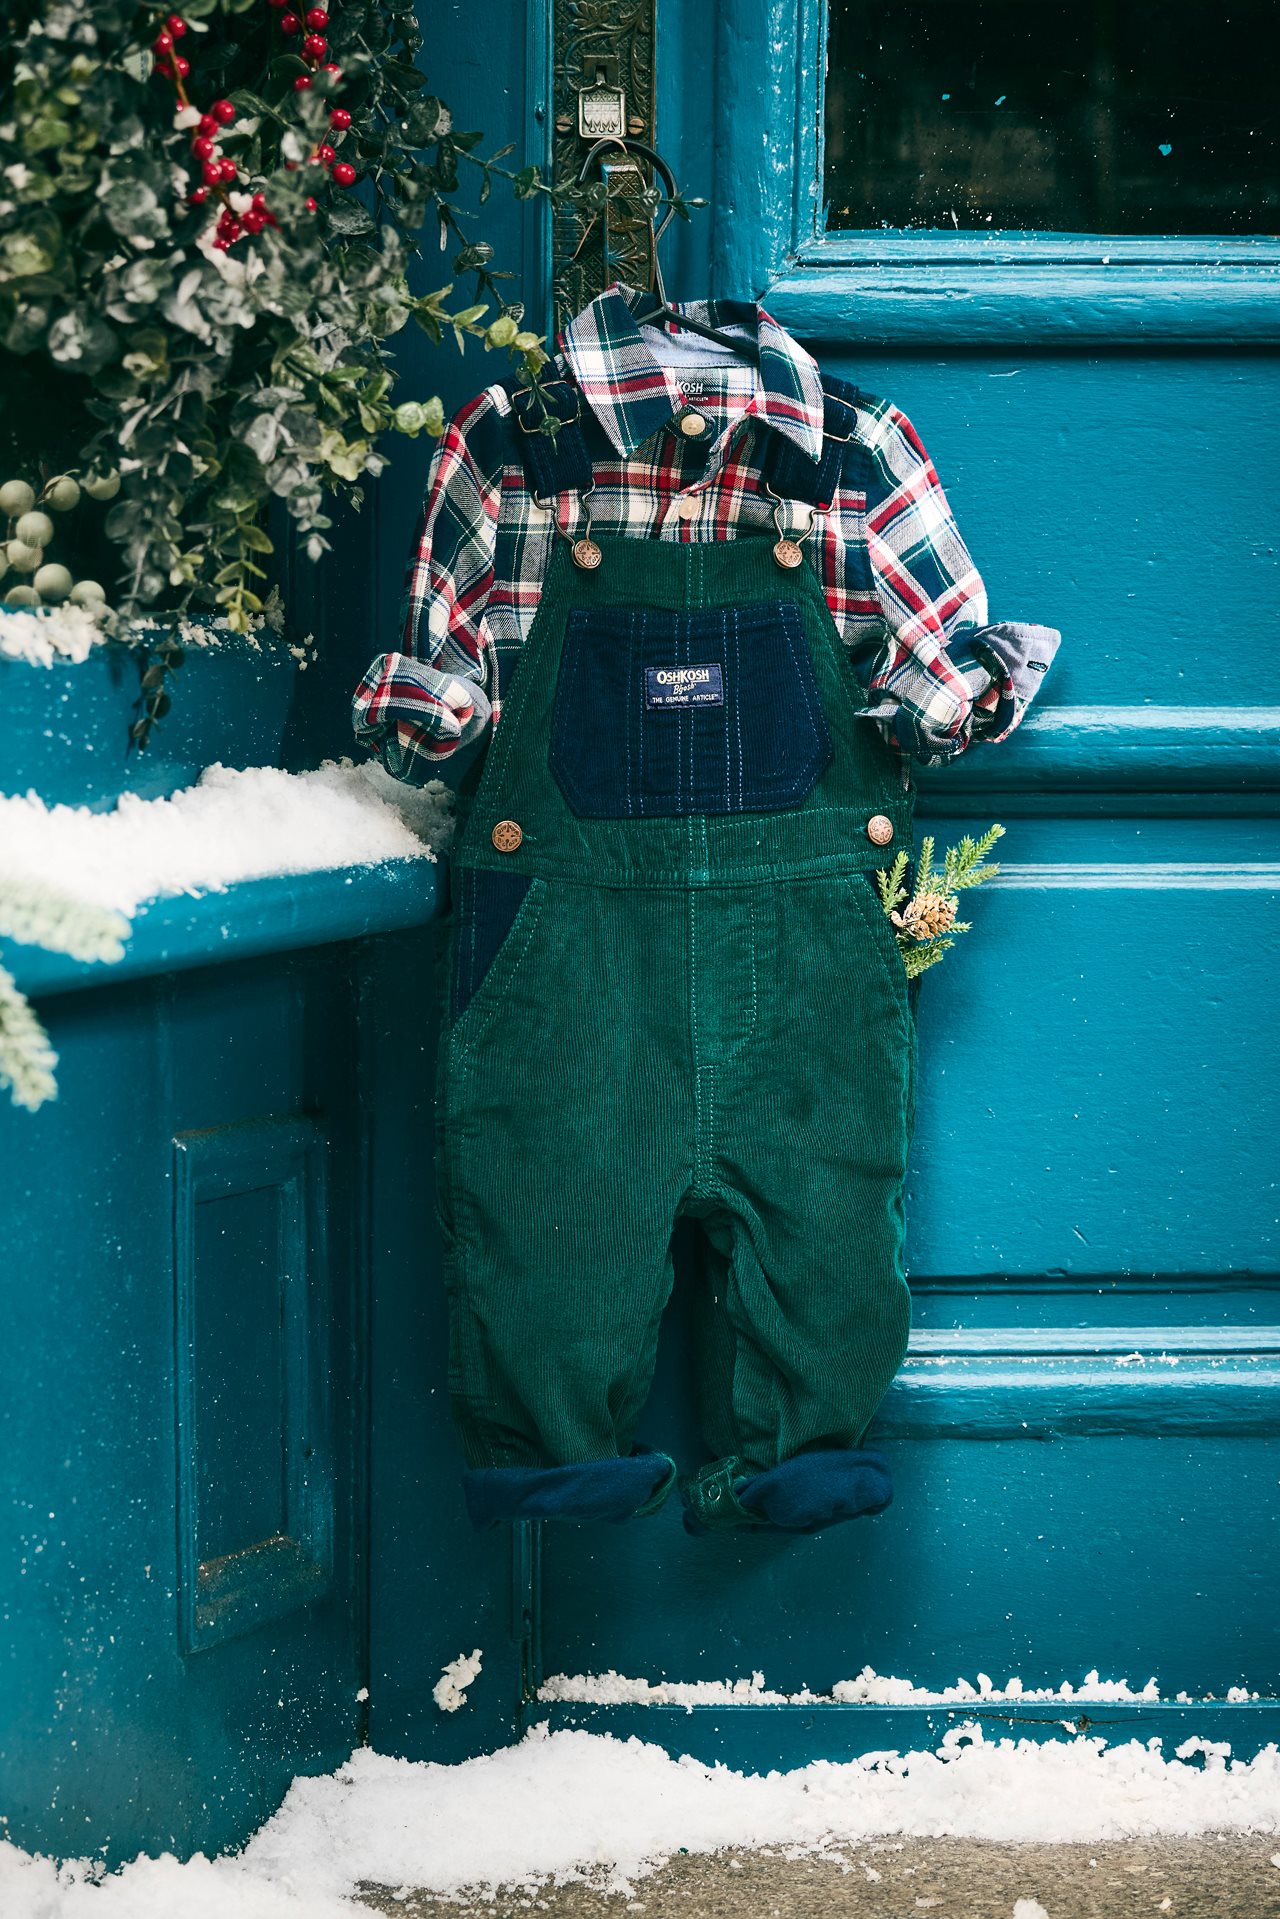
[{"x1": 0, "y1": 625, "x2": 298, "y2": 808}]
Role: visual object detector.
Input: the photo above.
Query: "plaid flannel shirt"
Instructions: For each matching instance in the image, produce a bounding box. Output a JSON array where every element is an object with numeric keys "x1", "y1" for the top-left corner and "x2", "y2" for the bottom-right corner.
[{"x1": 353, "y1": 284, "x2": 1060, "y2": 781}]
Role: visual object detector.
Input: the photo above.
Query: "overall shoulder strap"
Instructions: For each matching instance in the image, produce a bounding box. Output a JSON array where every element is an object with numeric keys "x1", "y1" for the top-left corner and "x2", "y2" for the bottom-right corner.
[
  {"x1": 505, "y1": 375, "x2": 594, "y2": 500},
  {"x1": 761, "y1": 373, "x2": 862, "y2": 513}
]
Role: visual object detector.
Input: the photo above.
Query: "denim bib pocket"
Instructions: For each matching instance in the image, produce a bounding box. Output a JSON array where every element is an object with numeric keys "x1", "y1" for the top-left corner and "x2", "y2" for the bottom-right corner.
[{"x1": 548, "y1": 599, "x2": 832, "y2": 818}]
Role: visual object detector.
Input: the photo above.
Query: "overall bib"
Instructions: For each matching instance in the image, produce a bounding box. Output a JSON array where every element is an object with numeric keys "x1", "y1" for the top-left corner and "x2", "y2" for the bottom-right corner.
[{"x1": 437, "y1": 388, "x2": 918, "y2": 1537}]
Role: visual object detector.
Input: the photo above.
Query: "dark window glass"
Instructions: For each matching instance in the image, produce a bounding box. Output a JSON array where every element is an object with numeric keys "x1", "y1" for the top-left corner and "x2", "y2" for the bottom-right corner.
[{"x1": 825, "y1": 1, "x2": 1280, "y2": 234}]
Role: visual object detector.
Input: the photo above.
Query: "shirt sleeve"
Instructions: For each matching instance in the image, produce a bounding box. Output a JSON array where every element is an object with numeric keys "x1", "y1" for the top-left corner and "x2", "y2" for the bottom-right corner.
[
  {"x1": 856, "y1": 400, "x2": 1060, "y2": 766},
  {"x1": 351, "y1": 388, "x2": 503, "y2": 782}
]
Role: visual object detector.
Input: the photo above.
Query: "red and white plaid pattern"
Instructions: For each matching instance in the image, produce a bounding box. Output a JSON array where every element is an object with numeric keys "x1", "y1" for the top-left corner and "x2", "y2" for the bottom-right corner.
[{"x1": 353, "y1": 285, "x2": 1050, "y2": 780}]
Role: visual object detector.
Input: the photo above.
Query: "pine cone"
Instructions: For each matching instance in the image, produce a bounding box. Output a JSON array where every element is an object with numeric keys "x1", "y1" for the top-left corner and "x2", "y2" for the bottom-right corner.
[{"x1": 891, "y1": 890, "x2": 959, "y2": 940}]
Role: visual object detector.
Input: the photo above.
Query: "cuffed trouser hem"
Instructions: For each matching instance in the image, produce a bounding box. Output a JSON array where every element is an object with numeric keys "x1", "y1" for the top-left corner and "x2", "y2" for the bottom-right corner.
[
  {"x1": 681, "y1": 1449, "x2": 893, "y2": 1536},
  {"x1": 462, "y1": 1445, "x2": 677, "y2": 1529}
]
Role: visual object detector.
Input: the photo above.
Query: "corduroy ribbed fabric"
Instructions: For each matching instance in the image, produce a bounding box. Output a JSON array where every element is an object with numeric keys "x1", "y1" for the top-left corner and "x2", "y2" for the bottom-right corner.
[{"x1": 435, "y1": 533, "x2": 917, "y2": 1525}]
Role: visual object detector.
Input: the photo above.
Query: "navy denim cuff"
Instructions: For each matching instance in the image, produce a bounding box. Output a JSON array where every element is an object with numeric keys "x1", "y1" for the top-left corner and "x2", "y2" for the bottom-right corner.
[{"x1": 462, "y1": 1446, "x2": 677, "y2": 1529}]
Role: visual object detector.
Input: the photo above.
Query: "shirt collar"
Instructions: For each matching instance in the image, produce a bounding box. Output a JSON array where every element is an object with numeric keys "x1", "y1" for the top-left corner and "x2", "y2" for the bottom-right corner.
[{"x1": 557, "y1": 283, "x2": 827, "y2": 464}]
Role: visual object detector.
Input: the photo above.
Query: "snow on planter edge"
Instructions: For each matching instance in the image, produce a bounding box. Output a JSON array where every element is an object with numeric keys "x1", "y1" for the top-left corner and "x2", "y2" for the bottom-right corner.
[{"x1": 0, "y1": 761, "x2": 454, "y2": 918}]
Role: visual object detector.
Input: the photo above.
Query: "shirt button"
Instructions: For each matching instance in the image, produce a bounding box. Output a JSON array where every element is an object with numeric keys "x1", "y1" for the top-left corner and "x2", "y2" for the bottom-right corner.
[
  {"x1": 866, "y1": 814, "x2": 894, "y2": 847},
  {"x1": 678, "y1": 411, "x2": 708, "y2": 437},
  {"x1": 677, "y1": 495, "x2": 701, "y2": 520},
  {"x1": 491, "y1": 820, "x2": 523, "y2": 853}
]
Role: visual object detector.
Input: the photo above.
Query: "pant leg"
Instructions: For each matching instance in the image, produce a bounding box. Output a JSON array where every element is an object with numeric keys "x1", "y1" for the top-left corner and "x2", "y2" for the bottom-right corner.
[
  {"x1": 436, "y1": 876, "x2": 693, "y2": 1491},
  {"x1": 683, "y1": 872, "x2": 914, "y2": 1530}
]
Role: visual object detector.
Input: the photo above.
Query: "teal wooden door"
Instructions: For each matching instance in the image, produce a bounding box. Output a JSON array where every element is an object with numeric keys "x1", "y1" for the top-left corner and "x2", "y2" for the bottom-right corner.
[{"x1": 512, "y1": 0, "x2": 1280, "y2": 1759}]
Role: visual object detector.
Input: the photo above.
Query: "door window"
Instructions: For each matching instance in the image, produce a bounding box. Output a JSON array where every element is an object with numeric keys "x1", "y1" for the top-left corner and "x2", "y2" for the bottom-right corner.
[{"x1": 825, "y1": 0, "x2": 1280, "y2": 233}]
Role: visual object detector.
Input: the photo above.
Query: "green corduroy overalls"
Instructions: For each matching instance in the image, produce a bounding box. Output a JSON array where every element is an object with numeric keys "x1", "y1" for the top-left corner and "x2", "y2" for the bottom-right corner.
[{"x1": 437, "y1": 386, "x2": 917, "y2": 1537}]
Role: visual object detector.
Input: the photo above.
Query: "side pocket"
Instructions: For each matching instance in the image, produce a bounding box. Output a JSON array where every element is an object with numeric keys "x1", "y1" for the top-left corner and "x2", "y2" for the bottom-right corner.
[{"x1": 450, "y1": 865, "x2": 536, "y2": 1022}]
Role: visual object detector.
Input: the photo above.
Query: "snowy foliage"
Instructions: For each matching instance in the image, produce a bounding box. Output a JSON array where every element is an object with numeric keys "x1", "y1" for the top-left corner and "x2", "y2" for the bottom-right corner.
[{"x1": 1, "y1": 0, "x2": 548, "y2": 628}]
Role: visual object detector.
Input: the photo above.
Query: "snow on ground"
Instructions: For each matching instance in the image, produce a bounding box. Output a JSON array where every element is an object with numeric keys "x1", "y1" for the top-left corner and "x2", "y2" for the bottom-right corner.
[
  {"x1": 1, "y1": 1724, "x2": 1278, "y2": 1919},
  {"x1": 0, "y1": 761, "x2": 453, "y2": 917},
  {"x1": 538, "y1": 1666, "x2": 1167, "y2": 1711}
]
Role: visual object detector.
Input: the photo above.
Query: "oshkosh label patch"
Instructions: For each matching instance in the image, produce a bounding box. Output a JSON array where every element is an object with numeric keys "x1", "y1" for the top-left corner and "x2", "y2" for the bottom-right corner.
[{"x1": 645, "y1": 663, "x2": 724, "y2": 709}]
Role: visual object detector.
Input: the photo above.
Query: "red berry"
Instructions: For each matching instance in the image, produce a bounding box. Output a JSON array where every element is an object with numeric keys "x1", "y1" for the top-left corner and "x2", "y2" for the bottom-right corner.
[
  {"x1": 213, "y1": 237, "x2": 230, "y2": 252},
  {"x1": 189, "y1": 185, "x2": 208, "y2": 204},
  {"x1": 280, "y1": 10, "x2": 301, "y2": 28},
  {"x1": 332, "y1": 161, "x2": 356, "y2": 186},
  {"x1": 219, "y1": 157, "x2": 237, "y2": 181},
  {"x1": 305, "y1": 195, "x2": 318, "y2": 211},
  {"x1": 267, "y1": 0, "x2": 287, "y2": 8},
  {"x1": 212, "y1": 99, "x2": 235, "y2": 124},
  {"x1": 321, "y1": 60, "x2": 341, "y2": 75},
  {"x1": 167, "y1": 13, "x2": 186, "y2": 32},
  {"x1": 174, "y1": 54, "x2": 189, "y2": 74},
  {"x1": 202, "y1": 158, "x2": 222, "y2": 185},
  {"x1": 199, "y1": 112, "x2": 216, "y2": 132},
  {"x1": 329, "y1": 106, "x2": 350, "y2": 129},
  {"x1": 243, "y1": 210, "x2": 265, "y2": 234},
  {"x1": 153, "y1": 29, "x2": 172, "y2": 51},
  {"x1": 192, "y1": 134, "x2": 214, "y2": 159},
  {"x1": 305, "y1": 5, "x2": 328, "y2": 24},
  {"x1": 303, "y1": 33, "x2": 326, "y2": 56},
  {"x1": 251, "y1": 191, "x2": 268, "y2": 210},
  {"x1": 294, "y1": 73, "x2": 312, "y2": 89},
  {"x1": 315, "y1": 142, "x2": 336, "y2": 165}
]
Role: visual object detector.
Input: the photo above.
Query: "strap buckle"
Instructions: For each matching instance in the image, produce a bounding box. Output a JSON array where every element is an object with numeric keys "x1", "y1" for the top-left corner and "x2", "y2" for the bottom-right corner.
[{"x1": 515, "y1": 378, "x2": 582, "y2": 434}]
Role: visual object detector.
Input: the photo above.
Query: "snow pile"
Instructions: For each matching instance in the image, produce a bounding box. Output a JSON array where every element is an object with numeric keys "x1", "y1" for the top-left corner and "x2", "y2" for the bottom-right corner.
[
  {"x1": 0, "y1": 761, "x2": 453, "y2": 917},
  {"x1": 432, "y1": 1648, "x2": 482, "y2": 1715},
  {"x1": 0, "y1": 604, "x2": 106, "y2": 668},
  {"x1": 0, "y1": 605, "x2": 296, "y2": 668},
  {"x1": 2, "y1": 1725, "x2": 1278, "y2": 1917},
  {"x1": 538, "y1": 1666, "x2": 1165, "y2": 1711}
]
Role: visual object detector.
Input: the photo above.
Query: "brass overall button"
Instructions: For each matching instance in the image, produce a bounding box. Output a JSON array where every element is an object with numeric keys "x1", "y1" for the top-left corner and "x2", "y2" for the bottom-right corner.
[
  {"x1": 678, "y1": 411, "x2": 707, "y2": 437},
  {"x1": 866, "y1": 814, "x2": 894, "y2": 846},
  {"x1": 772, "y1": 538, "x2": 805, "y2": 569},
  {"x1": 491, "y1": 820, "x2": 523, "y2": 853},
  {"x1": 570, "y1": 537, "x2": 602, "y2": 570}
]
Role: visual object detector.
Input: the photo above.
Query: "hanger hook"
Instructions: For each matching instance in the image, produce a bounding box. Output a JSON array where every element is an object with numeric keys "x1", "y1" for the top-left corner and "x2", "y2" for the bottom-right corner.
[{"x1": 576, "y1": 136, "x2": 679, "y2": 302}]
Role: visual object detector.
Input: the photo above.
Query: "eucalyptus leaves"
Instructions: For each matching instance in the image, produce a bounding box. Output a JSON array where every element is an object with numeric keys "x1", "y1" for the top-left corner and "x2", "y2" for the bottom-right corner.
[
  {"x1": 876, "y1": 824, "x2": 1005, "y2": 978},
  {"x1": 0, "y1": 0, "x2": 548, "y2": 631}
]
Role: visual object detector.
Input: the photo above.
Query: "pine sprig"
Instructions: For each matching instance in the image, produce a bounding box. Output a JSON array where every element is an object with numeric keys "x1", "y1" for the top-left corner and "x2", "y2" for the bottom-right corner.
[
  {"x1": 876, "y1": 823, "x2": 1005, "y2": 979},
  {"x1": 0, "y1": 876, "x2": 131, "y2": 963},
  {"x1": 0, "y1": 962, "x2": 58, "y2": 1113},
  {"x1": 0, "y1": 875, "x2": 132, "y2": 1110}
]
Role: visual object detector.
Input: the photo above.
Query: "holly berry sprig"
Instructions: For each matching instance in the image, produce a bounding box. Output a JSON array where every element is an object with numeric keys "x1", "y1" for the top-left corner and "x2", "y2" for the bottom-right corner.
[
  {"x1": 151, "y1": 3, "x2": 357, "y2": 251},
  {"x1": 269, "y1": 0, "x2": 357, "y2": 187}
]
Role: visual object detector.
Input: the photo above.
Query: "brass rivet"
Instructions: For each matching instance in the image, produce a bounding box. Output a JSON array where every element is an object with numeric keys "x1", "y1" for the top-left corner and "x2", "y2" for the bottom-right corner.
[
  {"x1": 773, "y1": 538, "x2": 805, "y2": 569},
  {"x1": 571, "y1": 537, "x2": 602, "y2": 570},
  {"x1": 866, "y1": 814, "x2": 894, "y2": 846},
  {"x1": 678, "y1": 411, "x2": 707, "y2": 437},
  {"x1": 491, "y1": 820, "x2": 523, "y2": 853}
]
